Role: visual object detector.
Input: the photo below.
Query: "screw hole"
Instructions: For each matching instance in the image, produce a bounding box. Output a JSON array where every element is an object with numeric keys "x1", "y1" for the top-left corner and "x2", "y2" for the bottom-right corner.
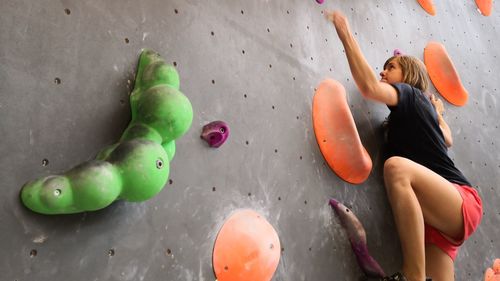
[
  {"x1": 42, "y1": 158, "x2": 49, "y2": 166},
  {"x1": 156, "y1": 159, "x2": 164, "y2": 169},
  {"x1": 64, "y1": 8, "x2": 71, "y2": 15},
  {"x1": 108, "y1": 249, "x2": 115, "y2": 256},
  {"x1": 54, "y1": 77, "x2": 61, "y2": 84},
  {"x1": 124, "y1": 38, "x2": 129, "y2": 44},
  {"x1": 30, "y1": 249, "x2": 37, "y2": 257},
  {"x1": 168, "y1": 179, "x2": 173, "y2": 185}
]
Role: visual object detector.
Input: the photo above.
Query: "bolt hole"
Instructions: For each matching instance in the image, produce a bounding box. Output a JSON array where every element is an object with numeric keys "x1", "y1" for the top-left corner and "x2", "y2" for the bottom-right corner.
[
  {"x1": 174, "y1": 9, "x2": 178, "y2": 14},
  {"x1": 156, "y1": 159, "x2": 164, "y2": 169},
  {"x1": 212, "y1": 187, "x2": 216, "y2": 192},
  {"x1": 54, "y1": 77, "x2": 61, "y2": 84},
  {"x1": 30, "y1": 249, "x2": 37, "y2": 257},
  {"x1": 168, "y1": 179, "x2": 173, "y2": 185},
  {"x1": 240, "y1": 10, "x2": 244, "y2": 14},
  {"x1": 54, "y1": 189, "x2": 61, "y2": 196},
  {"x1": 248, "y1": 192, "x2": 251, "y2": 196},
  {"x1": 278, "y1": 197, "x2": 281, "y2": 201},
  {"x1": 219, "y1": 127, "x2": 226, "y2": 133},
  {"x1": 224, "y1": 265, "x2": 229, "y2": 270},
  {"x1": 211, "y1": 79, "x2": 215, "y2": 84},
  {"x1": 108, "y1": 249, "x2": 115, "y2": 256},
  {"x1": 211, "y1": 31, "x2": 215, "y2": 36},
  {"x1": 274, "y1": 149, "x2": 278, "y2": 153},
  {"x1": 124, "y1": 38, "x2": 129, "y2": 44},
  {"x1": 64, "y1": 8, "x2": 71, "y2": 15},
  {"x1": 245, "y1": 141, "x2": 249, "y2": 145},
  {"x1": 173, "y1": 61, "x2": 177, "y2": 67},
  {"x1": 166, "y1": 249, "x2": 172, "y2": 255},
  {"x1": 42, "y1": 158, "x2": 49, "y2": 166}
]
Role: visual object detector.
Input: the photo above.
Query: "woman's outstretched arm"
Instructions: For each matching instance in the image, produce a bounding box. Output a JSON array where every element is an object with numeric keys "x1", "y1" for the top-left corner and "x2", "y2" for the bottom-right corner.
[{"x1": 325, "y1": 10, "x2": 398, "y2": 106}]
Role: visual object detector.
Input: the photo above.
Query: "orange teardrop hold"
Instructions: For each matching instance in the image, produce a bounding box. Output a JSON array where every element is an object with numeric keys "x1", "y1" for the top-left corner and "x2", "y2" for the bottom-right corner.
[
  {"x1": 312, "y1": 79, "x2": 372, "y2": 184},
  {"x1": 213, "y1": 209, "x2": 281, "y2": 281},
  {"x1": 475, "y1": 0, "x2": 493, "y2": 16},
  {"x1": 417, "y1": 0, "x2": 436, "y2": 16},
  {"x1": 424, "y1": 42, "x2": 468, "y2": 107},
  {"x1": 484, "y1": 259, "x2": 500, "y2": 281}
]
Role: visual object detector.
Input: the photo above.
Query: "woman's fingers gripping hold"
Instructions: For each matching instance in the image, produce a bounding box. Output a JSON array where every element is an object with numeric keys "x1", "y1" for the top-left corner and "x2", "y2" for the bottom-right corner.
[{"x1": 324, "y1": 10, "x2": 351, "y2": 41}]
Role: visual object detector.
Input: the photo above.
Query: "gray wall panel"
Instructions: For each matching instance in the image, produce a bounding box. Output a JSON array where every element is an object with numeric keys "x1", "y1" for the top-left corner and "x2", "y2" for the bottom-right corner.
[{"x1": 1, "y1": 0, "x2": 499, "y2": 280}]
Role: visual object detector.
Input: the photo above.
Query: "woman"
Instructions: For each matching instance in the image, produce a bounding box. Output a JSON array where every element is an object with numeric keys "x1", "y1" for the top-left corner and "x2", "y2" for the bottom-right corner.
[{"x1": 324, "y1": 10, "x2": 483, "y2": 281}]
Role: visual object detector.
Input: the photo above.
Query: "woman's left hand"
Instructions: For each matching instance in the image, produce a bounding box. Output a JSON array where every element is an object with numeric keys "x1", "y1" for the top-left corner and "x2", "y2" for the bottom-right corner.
[{"x1": 430, "y1": 94, "x2": 445, "y2": 116}]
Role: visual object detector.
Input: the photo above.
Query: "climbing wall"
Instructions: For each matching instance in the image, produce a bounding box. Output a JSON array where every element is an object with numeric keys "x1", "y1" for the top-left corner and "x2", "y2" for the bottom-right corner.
[{"x1": 1, "y1": 0, "x2": 499, "y2": 280}]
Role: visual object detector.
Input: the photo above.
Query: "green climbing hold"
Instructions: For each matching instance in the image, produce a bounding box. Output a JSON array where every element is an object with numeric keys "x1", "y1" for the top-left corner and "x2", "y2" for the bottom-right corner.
[{"x1": 20, "y1": 49, "x2": 193, "y2": 214}]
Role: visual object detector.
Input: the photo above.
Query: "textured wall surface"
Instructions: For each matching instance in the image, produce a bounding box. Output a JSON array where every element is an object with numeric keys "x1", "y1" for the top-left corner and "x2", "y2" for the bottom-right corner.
[{"x1": 1, "y1": 0, "x2": 499, "y2": 280}]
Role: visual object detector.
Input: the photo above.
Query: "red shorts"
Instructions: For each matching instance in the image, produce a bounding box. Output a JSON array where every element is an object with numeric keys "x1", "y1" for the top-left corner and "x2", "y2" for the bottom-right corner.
[{"x1": 424, "y1": 183, "x2": 483, "y2": 261}]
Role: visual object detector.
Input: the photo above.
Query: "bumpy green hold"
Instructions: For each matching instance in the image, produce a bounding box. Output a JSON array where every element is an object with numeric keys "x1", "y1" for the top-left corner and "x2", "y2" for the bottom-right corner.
[{"x1": 21, "y1": 49, "x2": 193, "y2": 214}]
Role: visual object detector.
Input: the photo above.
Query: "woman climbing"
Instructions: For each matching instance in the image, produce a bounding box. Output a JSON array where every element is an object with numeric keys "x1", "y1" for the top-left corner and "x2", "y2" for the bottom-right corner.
[{"x1": 324, "y1": 10, "x2": 482, "y2": 281}]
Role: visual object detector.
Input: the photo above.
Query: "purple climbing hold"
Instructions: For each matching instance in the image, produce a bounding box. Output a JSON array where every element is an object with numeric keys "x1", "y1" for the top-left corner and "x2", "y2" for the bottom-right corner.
[
  {"x1": 316, "y1": 0, "x2": 324, "y2": 4},
  {"x1": 393, "y1": 49, "x2": 404, "y2": 56},
  {"x1": 201, "y1": 121, "x2": 230, "y2": 148},
  {"x1": 329, "y1": 198, "x2": 386, "y2": 278}
]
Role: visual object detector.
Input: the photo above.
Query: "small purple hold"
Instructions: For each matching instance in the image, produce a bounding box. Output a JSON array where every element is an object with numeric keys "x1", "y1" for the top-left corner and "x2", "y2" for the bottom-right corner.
[
  {"x1": 316, "y1": 0, "x2": 324, "y2": 4},
  {"x1": 393, "y1": 49, "x2": 404, "y2": 56},
  {"x1": 201, "y1": 121, "x2": 230, "y2": 148}
]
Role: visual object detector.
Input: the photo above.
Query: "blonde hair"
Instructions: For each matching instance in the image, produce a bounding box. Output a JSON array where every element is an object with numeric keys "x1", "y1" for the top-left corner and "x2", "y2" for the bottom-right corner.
[{"x1": 383, "y1": 55, "x2": 430, "y2": 92}]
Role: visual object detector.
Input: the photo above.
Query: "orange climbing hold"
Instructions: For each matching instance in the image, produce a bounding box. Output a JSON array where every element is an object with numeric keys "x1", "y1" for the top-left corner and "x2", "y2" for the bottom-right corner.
[
  {"x1": 424, "y1": 42, "x2": 468, "y2": 107},
  {"x1": 417, "y1": 0, "x2": 436, "y2": 15},
  {"x1": 475, "y1": 0, "x2": 493, "y2": 16},
  {"x1": 485, "y1": 259, "x2": 500, "y2": 281},
  {"x1": 312, "y1": 79, "x2": 372, "y2": 184},
  {"x1": 213, "y1": 209, "x2": 281, "y2": 281}
]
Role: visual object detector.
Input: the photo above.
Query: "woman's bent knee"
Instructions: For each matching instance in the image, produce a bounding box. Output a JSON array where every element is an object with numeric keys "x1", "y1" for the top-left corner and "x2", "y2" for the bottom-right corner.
[{"x1": 383, "y1": 156, "x2": 409, "y2": 178}]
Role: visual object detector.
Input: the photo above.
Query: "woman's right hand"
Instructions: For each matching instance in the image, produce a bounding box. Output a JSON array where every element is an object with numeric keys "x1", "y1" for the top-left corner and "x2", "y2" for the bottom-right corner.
[{"x1": 324, "y1": 10, "x2": 351, "y2": 41}]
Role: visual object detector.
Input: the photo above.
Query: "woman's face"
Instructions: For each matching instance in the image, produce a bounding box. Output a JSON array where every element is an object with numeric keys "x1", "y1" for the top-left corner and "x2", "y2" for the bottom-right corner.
[{"x1": 380, "y1": 58, "x2": 403, "y2": 84}]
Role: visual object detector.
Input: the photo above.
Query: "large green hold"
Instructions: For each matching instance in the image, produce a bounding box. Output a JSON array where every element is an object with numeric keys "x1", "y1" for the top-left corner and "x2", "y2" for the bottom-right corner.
[{"x1": 21, "y1": 49, "x2": 193, "y2": 214}]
